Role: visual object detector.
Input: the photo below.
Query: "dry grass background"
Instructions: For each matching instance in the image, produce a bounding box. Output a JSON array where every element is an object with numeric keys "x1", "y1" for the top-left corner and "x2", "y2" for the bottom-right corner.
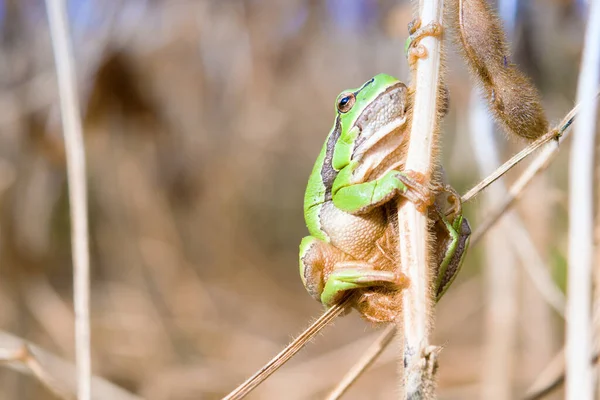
[{"x1": 0, "y1": 0, "x2": 592, "y2": 399}]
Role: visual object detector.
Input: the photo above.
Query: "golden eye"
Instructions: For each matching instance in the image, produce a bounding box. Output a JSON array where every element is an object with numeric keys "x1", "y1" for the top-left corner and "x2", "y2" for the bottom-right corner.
[{"x1": 336, "y1": 93, "x2": 356, "y2": 113}]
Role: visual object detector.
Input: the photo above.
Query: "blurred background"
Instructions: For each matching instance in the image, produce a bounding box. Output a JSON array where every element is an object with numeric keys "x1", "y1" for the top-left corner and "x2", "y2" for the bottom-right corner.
[{"x1": 0, "y1": 0, "x2": 591, "y2": 399}]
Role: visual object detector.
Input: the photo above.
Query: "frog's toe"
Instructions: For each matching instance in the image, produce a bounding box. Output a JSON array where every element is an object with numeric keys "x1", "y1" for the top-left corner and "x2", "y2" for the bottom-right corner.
[{"x1": 397, "y1": 170, "x2": 435, "y2": 212}]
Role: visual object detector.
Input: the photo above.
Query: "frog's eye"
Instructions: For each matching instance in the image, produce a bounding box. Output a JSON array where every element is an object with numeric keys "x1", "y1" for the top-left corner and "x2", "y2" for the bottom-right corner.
[{"x1": 336, "y1": 93, "x2": 356, "y2": 113}]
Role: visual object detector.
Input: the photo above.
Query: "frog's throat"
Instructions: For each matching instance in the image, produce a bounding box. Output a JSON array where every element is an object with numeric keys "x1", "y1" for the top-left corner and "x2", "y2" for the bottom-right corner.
[
  {"x1": 351, "y1": 119, "x2": 408, "y2": 183},
  {"x1": 353, "y1": 116, "x2": 407, "y2": 161}
]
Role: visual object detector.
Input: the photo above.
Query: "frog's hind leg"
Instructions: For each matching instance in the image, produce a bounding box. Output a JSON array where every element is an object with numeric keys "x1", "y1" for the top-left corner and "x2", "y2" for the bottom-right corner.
[
  {"x1": 321, "y1": 261, "x2": 408, "y2": 307},
  {"x1": 434, "y1": 212, "x2": 471, "y2": 301},
  {"x1": 299, "y1": 236, "x2": 407, "y2": 308}
]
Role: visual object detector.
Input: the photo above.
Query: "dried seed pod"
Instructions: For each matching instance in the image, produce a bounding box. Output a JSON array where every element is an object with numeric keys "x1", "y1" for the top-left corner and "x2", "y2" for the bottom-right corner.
[{"x1": 449, "y1": 0, "x2": 548, "y2": 140}]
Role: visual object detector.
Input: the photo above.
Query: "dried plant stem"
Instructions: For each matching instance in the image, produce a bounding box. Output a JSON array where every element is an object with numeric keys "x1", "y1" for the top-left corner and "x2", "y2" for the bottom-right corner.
[
  {"x1": 523, "y1": 350, "x2": 600, "y2": 400},
  {"x1": 0, "y1": 344, "x2": 74, "y2": 400},
  {"x1": 461, "y1": 108, "x2": 577, "y2": 203},
  {"x1": 222, "y1": 296, "x2": 353, "y2": 400},
  {"x1": 45, "y1": 1, "x2": 91, "y2": 399},
  {"x1": 466, "y1": 130, "x2": 566, "y2": 318},
  {"x1": 0, "y1": 330, "x2": 141, "y2": 400},
  {"x1": 325, "y1": 324, "x2": 396, "y2": 400},
  {"x1": 461, "y1": 83, "x2": 598, "y2": 205},
  {"x1": 522, "y1": 349, "x2": 567, "y2": 400},
  {"x1": 397, "y1": 1, "x2": 444, "y2": 397},
  {"x1": 565, "y1": 1, "x2": 600, "y2": 399}
]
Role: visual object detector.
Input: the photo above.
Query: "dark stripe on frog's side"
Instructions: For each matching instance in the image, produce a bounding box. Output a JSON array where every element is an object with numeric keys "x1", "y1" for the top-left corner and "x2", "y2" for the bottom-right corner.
[
  {"x1": 320, "y1": 78, "x2": 375, "y2": 201},
  {"x1": 320, "y1": 116, "x2": 342, "y2": 201}
]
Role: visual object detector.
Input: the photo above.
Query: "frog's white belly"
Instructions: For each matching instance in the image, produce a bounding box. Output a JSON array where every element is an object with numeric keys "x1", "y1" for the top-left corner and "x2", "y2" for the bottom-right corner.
[{"x1": 319, "y1": 201, "x2": 387, "y2": 260}]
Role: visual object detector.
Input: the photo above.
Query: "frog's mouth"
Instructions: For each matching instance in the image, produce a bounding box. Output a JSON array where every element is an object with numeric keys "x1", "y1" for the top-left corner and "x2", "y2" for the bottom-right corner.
[{"x1": 351, "y1": 82, "x2": 410, "y2": 181}]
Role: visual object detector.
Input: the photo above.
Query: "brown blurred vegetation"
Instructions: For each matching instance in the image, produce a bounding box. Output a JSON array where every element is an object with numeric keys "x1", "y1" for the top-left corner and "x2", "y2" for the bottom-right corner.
[{"x1": 0, "y1": 0, "x2": 590, "y2": 399}]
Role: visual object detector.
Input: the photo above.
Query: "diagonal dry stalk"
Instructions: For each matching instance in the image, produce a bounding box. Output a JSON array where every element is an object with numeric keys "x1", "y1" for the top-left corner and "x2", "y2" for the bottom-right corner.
[
  {"x1": 324, "y1": 324, "x2": 397, "y2": 400},
  {"x1": 523, "y1": 350, "x2": 600, "y2": 400},
  {"x1": 45, "y1": 1, "x2": 92, "y2": 399},
  {"x1": 460, "y1": 103, "x2": 579, "y2": 204},
  {"x1": 396, "y1": 0, "x2": 445, "y2": 397},
  {"x1": 0, "y1": 344, "x2": 74, "y2": 400},
  {"x1": 222, "y1": 296, "x2": 353, "y2": 400},
  {"x1": 0, "y1": 330, "x2": 142, "y2": 400}
]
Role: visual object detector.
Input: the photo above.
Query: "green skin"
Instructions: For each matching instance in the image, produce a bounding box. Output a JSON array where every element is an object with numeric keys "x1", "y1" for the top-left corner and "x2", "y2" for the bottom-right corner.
[{"x1": 299, "y1": 74, "x2": 470, "y2": 317}]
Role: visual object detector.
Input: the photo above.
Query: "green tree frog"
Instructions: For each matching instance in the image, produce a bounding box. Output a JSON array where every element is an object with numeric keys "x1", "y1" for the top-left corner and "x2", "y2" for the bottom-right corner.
[{"x1": 299, "y1": 74, "x2": 470, "y2": 323}]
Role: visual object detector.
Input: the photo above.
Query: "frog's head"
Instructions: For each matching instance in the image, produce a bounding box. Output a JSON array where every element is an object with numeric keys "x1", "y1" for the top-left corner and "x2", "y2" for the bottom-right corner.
[{"x1": 333, "y1": 74, "x2": 410, "y2": 179}]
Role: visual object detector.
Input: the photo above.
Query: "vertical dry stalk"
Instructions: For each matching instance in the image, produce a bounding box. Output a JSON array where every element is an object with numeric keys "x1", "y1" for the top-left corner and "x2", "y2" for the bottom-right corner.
[
  {"x1": 45, "y1": 1, "x2": 91, "y2": 399},
  {"x1": 565, "y1": 2, "x2": 600, "y2": 399},
  {"x1": 468, "y1": 92, "x2": 517, "y2": 400},
  {"x1": 397, "y1": 0, "x2": 444, "y2": 397}
]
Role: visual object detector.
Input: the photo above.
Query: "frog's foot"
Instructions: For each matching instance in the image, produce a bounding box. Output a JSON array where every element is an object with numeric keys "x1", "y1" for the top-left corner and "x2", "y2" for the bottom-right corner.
[
  {"x1": 355, "y1": 290, "x2": 402, "y2": 323},
  {"x1": 320, "y1": 261, "x2": 408, "y2": 307},
  {"x1": 405, "y1": 19, "x2": 443, "y2": 67},
  {"x1": 442, "y1": 184, "x2": 462, "y2": 220},
  {"x1": 397, "y1": 170, "x2": 435, "y2": 213}
]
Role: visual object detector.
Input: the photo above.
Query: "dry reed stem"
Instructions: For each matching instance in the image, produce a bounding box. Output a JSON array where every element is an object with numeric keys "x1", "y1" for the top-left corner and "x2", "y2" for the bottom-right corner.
[
  {"x1": 468, "y1": 88, "x2": 600, "y2": 243},
  {"x1": 23, "y1": 277, "x2": 76, "y2": 356},
  {"x1": 0, "y1": 330, "x2": 141, "y2": 400},
  {"x1": 461, "y1": 119, "x2": 570, "y2": 203},
  {"x1": 397, "y1": 1, "x2": 444, "y2": 397},
  {"x1": 324, "y1": 277, "x2": 481, "y2": 398},
  {"x1": 325, "y1": 324, "x2": 396, "y2": 400},
  {"x1": 45, "y1": 0, "x2": 92, "y2": 399},
  {"x1": 565, "y1": 2, "x2": 600, "y2": 399},
  {"x1": 509, "y1": 219, "x2": 566, "y2": 316},
  {"x1": 222, "y1": 296, "x2": 353, "y2": 400},
  {"x1": 0, "y1": 344, "x2": 74, "y2": 400},
  {"x1": 523, "y1": 350, "x2": 600, "y2": 400},
  {"x1": 467, "y1": 104, "x2": 566, "y2": 319}
]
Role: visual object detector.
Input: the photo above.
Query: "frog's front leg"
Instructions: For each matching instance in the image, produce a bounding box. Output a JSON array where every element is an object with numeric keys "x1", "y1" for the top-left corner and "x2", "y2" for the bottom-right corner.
[
  {"x1": 299, "y1": 236, "x2": 407, "y2": 307},
  {"x1": 332, "y1": 169, "x2": 434, "y2": 215},
  {"x1": 433, "y1": 211, "x2": 471, "y2": 301}
]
